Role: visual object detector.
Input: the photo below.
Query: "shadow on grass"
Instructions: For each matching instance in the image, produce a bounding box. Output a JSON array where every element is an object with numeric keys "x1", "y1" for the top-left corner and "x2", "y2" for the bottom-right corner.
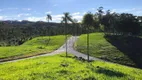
[
  {"x1": 105, "y1": 35, "x2": 142, "y2": 69},
  {"x1": 96, "y1": 67, "x2": 125, "y2": 77},
  {"x1": 59, "y1": 55, "x2": 74, "y2": 58}
]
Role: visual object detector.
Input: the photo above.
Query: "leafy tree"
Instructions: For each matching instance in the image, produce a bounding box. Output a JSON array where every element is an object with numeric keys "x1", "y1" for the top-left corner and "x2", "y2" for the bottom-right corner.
[
  {"x1": 82, "y1": 12, "x2": 94, "y2": 61},
  {"x1": 61, "y1": 12, "x2": 74, "y2": 57},
  {"x1": 73, "y1": 19, "x2": 78, "y2": 35},
  {"x1": 93, "y1": 14, "x2": 100, "y2": 31},
  {"x1": 118, "y1": 13, "x2": 140, "y2": 35}
]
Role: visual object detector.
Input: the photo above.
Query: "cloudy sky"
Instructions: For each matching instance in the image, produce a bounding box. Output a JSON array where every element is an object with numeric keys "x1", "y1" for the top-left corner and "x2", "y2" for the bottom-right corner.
[{"x1": 0, "y1": 0, "x2": 142, "y2": 22}]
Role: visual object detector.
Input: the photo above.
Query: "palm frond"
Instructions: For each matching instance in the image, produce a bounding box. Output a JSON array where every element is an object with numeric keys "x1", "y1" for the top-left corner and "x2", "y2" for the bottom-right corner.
[{"x1": 46, "y1": 14, "x2": 52, "y2": 21}]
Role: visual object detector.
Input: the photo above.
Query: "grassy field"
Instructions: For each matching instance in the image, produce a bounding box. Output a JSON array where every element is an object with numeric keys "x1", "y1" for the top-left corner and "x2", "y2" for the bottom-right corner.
[
  {"x1": 75, "y1": 33, "x2": 142, "y2": 68},
  {"x1": 0, "y1": 35, "x2": 65, "y2": 61},
  {"x1": 0, "y1": 53, "x2": 142, "y2": 80}
]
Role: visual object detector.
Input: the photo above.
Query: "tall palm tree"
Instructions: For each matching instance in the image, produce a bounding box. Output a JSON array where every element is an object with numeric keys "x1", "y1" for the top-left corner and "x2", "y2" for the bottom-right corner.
[
  {"x1": 46, "y1": 14, "x2": 52, "y2": 23},
  {"x1": 46, "y1": 14, "x2": 52, "y2": 40},
  {"x1": 82, "y1": 12, "x2": 94, "y2": 61},
  {"x1": 61, "y1": 12, "x2": 74, "y2": 57}
]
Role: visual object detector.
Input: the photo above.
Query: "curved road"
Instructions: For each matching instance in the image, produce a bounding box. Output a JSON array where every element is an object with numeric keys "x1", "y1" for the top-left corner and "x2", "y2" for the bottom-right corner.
[
  {"x1": 0, "y1": 36, "x2": 101, "y2": 64},
  {"x1": 67, "y1": 36, "x2": 102, "y2": 61}
]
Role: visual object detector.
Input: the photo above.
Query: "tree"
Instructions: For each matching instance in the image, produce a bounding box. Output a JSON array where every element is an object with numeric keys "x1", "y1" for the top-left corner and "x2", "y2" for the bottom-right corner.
[
  {"x1": 82, "y1": 12, "x2": 94, "y2": 61},
  {"x1": 93, "y1": 14, "x2": 100, "y2": 31},
  {"x1": 46, "y1": 14, "x2": 52, "y2": 39},
  {"x1": 101, "y1": 10, "x2": 113, "y2": 34},
  {"x1": 61, "y1": 12, "x2": 74, "y2": 57},
  {"x1": 96, "y1": 7, "x2": 104, "y2": 24},
  {"x1": 46, "y1": 14, "x2": 52, "y2": 23},
  {"x1": 118, "y1": 13, "x2": 140, "y2": 35},
  {"x1": 73, "y1": 19, "x2": 78, "y2": 35}
]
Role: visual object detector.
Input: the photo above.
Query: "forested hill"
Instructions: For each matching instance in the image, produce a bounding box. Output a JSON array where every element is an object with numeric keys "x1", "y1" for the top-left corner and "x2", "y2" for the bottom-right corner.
[
  {"x1": 0, "y1": 20, "x2": 59, "y2": 26},
  {"x1": 0, "y1": 20, "x2": 80, "y2": 46}
]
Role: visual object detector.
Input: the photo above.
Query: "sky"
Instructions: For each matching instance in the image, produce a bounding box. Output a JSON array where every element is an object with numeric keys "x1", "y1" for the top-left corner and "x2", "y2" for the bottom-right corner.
[{"x1": 0, "y1": 0, "x2": 142, "y2": 22}]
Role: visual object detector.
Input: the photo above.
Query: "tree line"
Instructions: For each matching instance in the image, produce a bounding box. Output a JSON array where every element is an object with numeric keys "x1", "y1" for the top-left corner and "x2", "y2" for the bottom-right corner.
[
  {"x1": 87, "y1": 7, "x2": 142, "y2": 36},
  {"x1": 0, "y1": 7, "x2": 142, "y2": 47},
  {"x1": 0, "y1": 21, "x2": 81, "y2": 46}
]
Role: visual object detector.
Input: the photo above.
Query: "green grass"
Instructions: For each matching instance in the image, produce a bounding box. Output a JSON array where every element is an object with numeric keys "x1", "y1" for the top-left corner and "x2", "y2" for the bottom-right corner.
[
  {"x1": 0, "y1": 53, "x2": 142, "y2": 80},
  {"x1": 75, "y1": 33, "x2": 140, "y2": 68},
  {"x1": 0, "y1": 35, "x2": 65, "y2": 60}
]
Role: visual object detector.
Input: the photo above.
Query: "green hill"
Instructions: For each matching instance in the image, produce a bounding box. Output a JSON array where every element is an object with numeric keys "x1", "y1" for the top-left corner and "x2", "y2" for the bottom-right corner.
[
  {"x1": 0, "y1": 54, "x2": 142, "y2": 80},
  {"x1": 0, "y1": 35, "x2": 65, "y2": 61},
  {"x1": 75, "y1": 33, "x2": 142, "y2": 68}
]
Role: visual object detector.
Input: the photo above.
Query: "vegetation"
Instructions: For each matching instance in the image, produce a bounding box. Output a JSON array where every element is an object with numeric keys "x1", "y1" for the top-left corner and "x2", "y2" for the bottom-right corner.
[
  {"x1": 0, "y1": 7, "x2": 142, "y2": 78},
  {"x1": 82, "y1": 12, "x2": 94, "y2": 61},
  {"x1": 75, "y1": 33, "x2": 142, "y2": 68},
  {"x1": 0, "y1": 53, "x2": 142, "y2": 80},
  {"x1": 0, "y1": 7, "x2": 142, "y2": 46},
  {"x1": 0, "y1": 21, "x2": 81, "y2": 46},
  {"x1": 46, "y1": 14, "x2": 52, "y2": 40},
  {"x1": 61, "y1": 12, "x2": 74, "y2": 57},
  {"x1": 92, "y1": 7, "x2": 142, "y2": 36},
  {"x1": 0, "y1": 35, "x2": 65, "y2": 61}
]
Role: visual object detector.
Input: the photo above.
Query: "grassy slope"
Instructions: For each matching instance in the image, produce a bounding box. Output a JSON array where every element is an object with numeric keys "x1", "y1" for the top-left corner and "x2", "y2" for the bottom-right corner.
[
  {"x1": 75, "y1": 33, "x2": 137, "y2": 67},
  {"x1": 0, "y1": 35, "x2": 65, "y2": 59},
  {"x1": 0, "y1": 54, "x2": 142, "y2": 80}
]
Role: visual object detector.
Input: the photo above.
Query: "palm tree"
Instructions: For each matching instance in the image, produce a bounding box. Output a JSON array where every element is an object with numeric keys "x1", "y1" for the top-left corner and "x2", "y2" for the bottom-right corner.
[
  {"x1": 82, "y1": 12, "x2": 94, "y2": 61},
  {"x1": 61, "y1": 12, "x2": 74, "y2": 57},
  {"x1": 46, "y1": 14, "x2": 52, "y2": 40},
  {"x1": 46, "y1": 14, "x2": 52, "y2": 23}
]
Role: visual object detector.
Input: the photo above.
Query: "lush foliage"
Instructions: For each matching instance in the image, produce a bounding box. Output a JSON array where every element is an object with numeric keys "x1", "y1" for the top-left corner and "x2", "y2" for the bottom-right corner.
[
  {"x1": 75, "y1": 33, "x2": 142, "y2": 68},
  {"x1": 94, "y1": 7, "x2": 142, "y2": 36},
  {"x1": 0, "y1": 21, "x2": 80, "y2": 46},
  {"x1": 0, "y1": 54, "x2": 142, "y2": 80},
  {"x1": 82, "y1": 12, "x2": 94, "y2": 27},
  {"x1": 0, "y1": 35, "x2": 65, "y2": 60},
  {"x1": 82, "y1": 12, "x2": 94, "y2": 61}
]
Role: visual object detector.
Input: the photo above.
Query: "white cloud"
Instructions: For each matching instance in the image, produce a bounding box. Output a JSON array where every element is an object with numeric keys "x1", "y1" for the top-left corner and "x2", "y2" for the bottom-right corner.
[
  {"x1": 72, "y1": 12, "x2": 80, "y2": 16},
  {"x1": 0, "y1": 11, "x2": 83, "y2": 23},
  {"x1": 17, "y1": 13, "x2": 31, "y2": 17},
  {"x1": 115, "y1": 8, "x2": 140, "y2": 13},
  {"x1": 52, "y1": 14, "x2": 63, "y2": 22},
  {"x1": 0, "y1": 16, "x2": 4, "y2": 20},
  {"x1": 45, "y1": 11, "x2": 52, "y2": 14},
  {"x1": 0, "y1": 16, "x2": 7, "y2": 20},
  {"x1": 25, "y1": 16, "x2": 46, "y2": 22},
  {"x1": 112, "y1": 8, "x2": 142, "y2": 16},
  {"x1": 83, "y1": 12, "x2": 87, "y2": 15},
  {"x1": 71, "y1": 12, "x2": 83, "y2": 22},
  {"x1": 25, "y1": 14, "x2": 63, "y2": 22},
  {"x1": 52, "y1": 14, "x2": 83, "y2": 22},
  {"x1": 73, "y1": 15, "x2": 83, "y2": 22}
]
